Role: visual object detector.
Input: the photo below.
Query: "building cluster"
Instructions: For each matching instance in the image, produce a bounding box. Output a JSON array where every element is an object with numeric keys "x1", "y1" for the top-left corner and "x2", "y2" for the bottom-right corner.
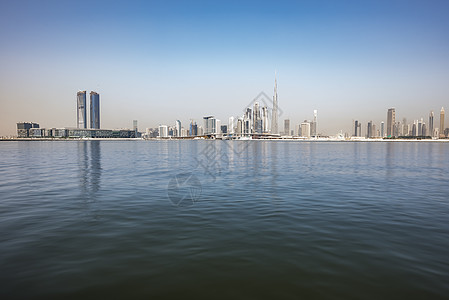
[
  {"x1": 150, "y1": 77, "x2": 318, "y2": 139},
  {"x1": 17, "y1": 91, "x2": 138, "y2": 138},
  {"x1": 353, "y1": 107, "x2": 448, "y2": 139},
  {"x1": 15, "y1": 79, "x2": 448, "y2": 140}
]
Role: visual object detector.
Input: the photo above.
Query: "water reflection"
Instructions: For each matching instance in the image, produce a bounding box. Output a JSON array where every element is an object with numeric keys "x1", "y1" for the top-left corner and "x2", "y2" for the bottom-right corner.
[{"x1": 78, "y1": 141, "x2": 102, "y2": 218}]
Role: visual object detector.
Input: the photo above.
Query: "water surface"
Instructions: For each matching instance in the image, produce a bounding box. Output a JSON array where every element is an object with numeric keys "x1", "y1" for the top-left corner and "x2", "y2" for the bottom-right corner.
[{"x1": 0, "y1": 141, "x2": 448, "y2": 299}]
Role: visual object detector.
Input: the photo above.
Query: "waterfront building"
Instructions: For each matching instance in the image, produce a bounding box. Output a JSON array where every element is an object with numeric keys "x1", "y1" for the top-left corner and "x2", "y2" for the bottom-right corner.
[
  {"x1": 203, "y1": 116, "x2": 216, "y2": 135},
  {"x1": 440, "y1": 107, "x2": 445, "y2": 138},
  {"x1": 228, "y1": 117, "x2": 235, "y2": 135},
  {"x1": 311, "y1": 110, "x2": 317, "y2": 137},
  {"x1": 159, "y1": 125, "x2": 168, "y2": 138},
  {"x1": 176, "y1": 120, "x2": 181, "y2": 137},
  {"x1": 295, "y1": 124, "x2": 301, "y2": 136},
  {"x1": 262, "y1": 106, "x2": 269, "y2": 133},
  {"x1": 189, "y1": 121, "x2": 198, "y2": 136},
  {"x1": 90, "y1": 91, "x2": 100, "y2": 129},
  {"x1": 429, "y1": 111, "x2": 434, "y2": 137},
  {"x1": 354, "y1": 120, "x2": 359, "y2": 137},
  {"x1": 221, "y1": 125, "x2": 228, "y2": 134},
  {"x1": 387, "y1": 108, "x2": 396, "y2": 137},
  {"x1": 381, "y1": 121, "x2": 385, "y2": 137},
  {"x1": 271, "y1": 74, "x2": 279, "y2": 134},
  {"x1": 301, "y1": 122, "x2": 311, "y2": 138},
  {"x1": 236, "y1": 118, "x2": 243, "y2": 136},
  {"x1": 17, "y1": 122, "x2": 39, "y2": 138},
  {"x1": 284, "y1": 119, "x2": 290, "y2": 136},
  {"x1": 418, "y1": 119, "x2": 423, "y2": 136},
  {"x1": 77, "y1": 91, "x2": 87, "y2": 129},
  {"x1": 367, "y1": 121, "x2": 373, "y2": 138},
  {"x1": 216, "y1": 119, "x2": 221, "y2": 135}
]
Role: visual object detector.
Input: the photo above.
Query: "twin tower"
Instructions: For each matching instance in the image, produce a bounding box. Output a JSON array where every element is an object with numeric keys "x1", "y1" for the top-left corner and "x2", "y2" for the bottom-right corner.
[{"x1": 77, "y1": 91, "x2": 100, "y2": 129}]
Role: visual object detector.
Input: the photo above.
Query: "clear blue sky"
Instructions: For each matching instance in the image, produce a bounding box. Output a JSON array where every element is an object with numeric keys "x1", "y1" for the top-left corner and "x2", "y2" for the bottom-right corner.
[{"x1": 1, "y1": 0, "x2": 448, "y2": 135}]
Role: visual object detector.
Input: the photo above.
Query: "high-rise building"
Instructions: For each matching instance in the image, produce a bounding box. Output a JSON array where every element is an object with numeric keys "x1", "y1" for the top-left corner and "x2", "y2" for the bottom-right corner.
[
  {"x1": 189, "y1": 121, "x2": 198, "y2": 136},
  {"x1": 271, "y1": 74, "x2": 279, "y2": 134},
  {"x1": 311, "y1": 110, "x2": 317, "y2": 137},
  {"x1": 216, "y1": 119, "x2": 221, "y2": 134},
  {"x1": 429, "y1": 111, "x2": 434, "y2": 137},
  {"x1": 175, "y1": 120, "x2": 181, "y2": 137},
  {"x1": 77, "y1": 91, "x2": 87, "y2": 129},
  {"x1": 262, "y1": 106, "x2": 269, "y2": 133},
  {"x1": 301, "y1": 122, "x2": 311, "y2": 138},
  {"x1": 284, "y1": 119, "x2": 290, "y2": 136},
  {"x1": 381, "y1": 121, "x2": 385, "y2": 138},
  {"x1": 418, "y1": 118, "x2": 423, "y2": 136},
  {"x1": 354, "y1": 120, "x2": 359, "y2": 137},
  {"x1": 159, "y1": 125, "x2": 168, "y2": 138},
  {"x1": 367, "y1": 121, "x2": 373, "y2": 138},
  {"x1": 90, "y1": 91, "x2": 100, "y2": 129},
  {"x1": 203, "y1": 116, "x2": 216, "y2": 135},
  {"x1": 440, "y1": 107, "x2": 445, "y2": 138},
  {"x1": 228, "y1": 117, "x2": 235, "y2": 135},
  {"x1": 387, "y1": 108, "x2": 396, "y2": 137},
  {"x1": 133, "y1": 120, "x2": 138, "y2": 131},
  {"x1": 236, "y1": 118, "x2": 243, "y2": 136}
]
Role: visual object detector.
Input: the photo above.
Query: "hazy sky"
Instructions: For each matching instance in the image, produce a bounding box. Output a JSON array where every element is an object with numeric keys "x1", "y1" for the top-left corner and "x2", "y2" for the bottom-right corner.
[{"x1": 1, "y1": 0, "x2": 448, "y2": 136}]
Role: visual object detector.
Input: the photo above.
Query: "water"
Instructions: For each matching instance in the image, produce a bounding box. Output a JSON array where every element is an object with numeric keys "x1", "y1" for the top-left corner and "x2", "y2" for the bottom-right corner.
[{"x1": 1, "y1": 140, "x2": 448, "y2": 299}]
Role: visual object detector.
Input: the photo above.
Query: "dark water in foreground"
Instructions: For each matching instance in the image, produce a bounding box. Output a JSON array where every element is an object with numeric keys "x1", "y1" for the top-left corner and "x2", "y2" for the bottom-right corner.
[{"x1": 0, "y1": 140, "x2": 448, "y2": 299}]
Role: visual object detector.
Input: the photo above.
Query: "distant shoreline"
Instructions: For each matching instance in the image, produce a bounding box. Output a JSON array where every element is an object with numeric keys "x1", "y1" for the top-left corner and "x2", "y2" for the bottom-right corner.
[{"x1": 1, "y1": 138, "x2": 448, "y2": 142}]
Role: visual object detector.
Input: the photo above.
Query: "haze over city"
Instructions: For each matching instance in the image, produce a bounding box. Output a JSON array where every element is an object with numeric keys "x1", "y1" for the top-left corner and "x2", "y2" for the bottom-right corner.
[{"x1": 1, "y1": 0, "x2": 448, "y2": 136}]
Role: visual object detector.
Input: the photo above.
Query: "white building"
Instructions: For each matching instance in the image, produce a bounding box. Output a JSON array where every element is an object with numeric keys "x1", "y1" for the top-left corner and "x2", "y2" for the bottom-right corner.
[
  {"x1": 301, "y1": 122, "x2": 311, "y2": 138},
  {"x1": 159, "y1": 125, "x2": 168, "y2": 138}
]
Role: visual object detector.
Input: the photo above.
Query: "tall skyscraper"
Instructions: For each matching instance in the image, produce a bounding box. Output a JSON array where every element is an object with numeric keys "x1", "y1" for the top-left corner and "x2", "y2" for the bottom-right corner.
[
  {"x1": 253, "y1": 102, "x2": 262, "y2": 133},
  {"x1": 262, "y1": 106, "x2": 269, "y2": 133},
  {"x1": 381, "y1": 121, "x2": 385, "y2": 137},
  {"x1": 228, "y1": 116, "x2": 235, "y2": 135},
  {"x1": 77, "y1": 91, "x2": 87, "y2": 129},
  {"x1": 387, "y1": 108, "x2": 396, "y2": 137},
  {"x1": 271, "y1": 74, "x2": 279, "y2": 134},
  {"x1": 311, "y1": 110, "x2": 317, "y2": 137},
  {"x1": 175, "y1": 120, "x2": 181, "y2": 137},
  {"x1": 429, "y1": 111, "x2": 434, "y2": 137},
  {"x1": 367, "y1": 121, "x2": 373, "y2": 138},
  {"x1": 284, "y1": 119, "x2": 290, "y2": 136},
  {"x1": 354, "y1": 120, "x2": 359, "y2": 137},
  {"x1": 440, "y1": 107, "x2": 445, "y2": 138},
  {"x1": 90, "y1": 91, "x2": 100, "y2": 129}
]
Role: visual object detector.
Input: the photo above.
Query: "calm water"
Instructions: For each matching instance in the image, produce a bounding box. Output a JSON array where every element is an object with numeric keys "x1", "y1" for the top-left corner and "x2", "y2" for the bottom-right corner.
[{"x1": 1, "y1": 140, "x2": 448, "y2": 299}]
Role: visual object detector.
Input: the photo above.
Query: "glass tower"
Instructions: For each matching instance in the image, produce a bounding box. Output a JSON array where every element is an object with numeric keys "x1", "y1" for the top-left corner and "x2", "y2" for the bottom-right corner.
[
  {"x1": 77, "y1": 91, "x2": 87, "y2": 129},
  {"x1": 90, "y1": 91, "x2": 100, "y2": 129}
]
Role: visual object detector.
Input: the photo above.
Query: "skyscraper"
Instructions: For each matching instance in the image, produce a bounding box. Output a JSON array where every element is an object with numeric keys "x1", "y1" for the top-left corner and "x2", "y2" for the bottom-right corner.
[
  {"x1": 381, "y1": 121, "x2": 385, "y2": 138},
  {"x1": 77, "y1": 91, "x2": 87, "y2": 129},
  {"x1": 387, "y1": 108, "x2": 396, "y2": 137},
  {"x1": 228, "y1": 116, "x2": 235, "y2": 135},
  {"x1": 367, "y1": 121, "x2": 373, "y2": 138},
  {"x1": 253, "y1": 102, "x2": 262, "y2": 133},
  {"x1": 354, "y1": 120, "x2": 359, "y2": 137},
  {"x1": 429, "y1": 111, "x2": 434, "y2": 137},
  {"x1": 203, "y1": 116, "x2": 216, "y2": 135},
  {"x1": 271, "y1": 74, "x2": 279, "y2": 134},
  {"x1": 90, "y1": 91, "x2": 100, "y2": 129},
  {"x1": 262, "y1": 106, "x2": 268, "y2": 133},
  {"x1": 284, "y1": 119, "x2": 290, "y2": 136},
  {"x1": 440, "y1": 107, "x2": 445, "y2": 138},
  {"x1": 311, "y1": 110, "x2": 317, "y2": 137},
  {"x1": 175, "y1": 120, "x2": 181, "y2": 137}
]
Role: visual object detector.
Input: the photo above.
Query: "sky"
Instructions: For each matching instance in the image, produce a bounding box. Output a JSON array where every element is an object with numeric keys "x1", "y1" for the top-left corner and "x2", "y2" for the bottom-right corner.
[{"x1": 1, "y1": 0, "x2": 449, "y2": 136}]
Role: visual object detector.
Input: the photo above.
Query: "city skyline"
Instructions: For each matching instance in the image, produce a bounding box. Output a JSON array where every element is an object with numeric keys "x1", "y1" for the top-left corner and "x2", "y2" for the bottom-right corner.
[{"x1": 1, "y1": 0, "x2": 449, "y2": 136}]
